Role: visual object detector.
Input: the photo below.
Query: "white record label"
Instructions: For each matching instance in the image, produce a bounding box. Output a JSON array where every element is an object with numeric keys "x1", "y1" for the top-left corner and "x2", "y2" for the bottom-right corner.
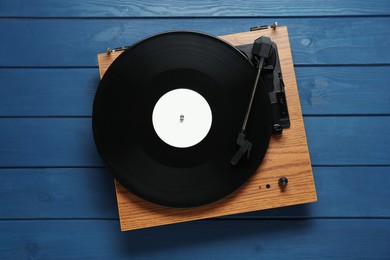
[{"x1": 152, "y1": 88, "x2": 212, "y2": 148}]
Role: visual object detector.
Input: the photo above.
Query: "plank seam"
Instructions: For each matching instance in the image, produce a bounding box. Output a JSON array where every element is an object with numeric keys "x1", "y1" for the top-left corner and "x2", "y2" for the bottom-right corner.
[
  {"x1": 1, "y1": 64, "x2": 390, "y2": 69},
  {"x1": 1, "y1": 114, "x2": 390, "y2": 119},
  {"x1": 0, "y1": 217, "x2": 389, "y2": 221},
  {"x1": 303, "y1": 114, "x2": 390, "y2": 117},
  {"x1": 0, "y1": 116, "x2": 93, "y2": 119},
  {"x1": 295, "y1": 64, "x2": 390, "y2": 68},
  {"x1": 0, "y1": 66, "x2": 99, "y2": 69},
  {"x1": 0, "y1": 14, "x2": 389, "y2": 20},
  {"x1": 0, "y1": 166, "x2": 106, "y2": 169},
  {"x1": 1, "y1": 165, "x2": 390, "y2": 170},
  {"x1": 312, "y1": 164, "x2": 390, "y2": 167}
]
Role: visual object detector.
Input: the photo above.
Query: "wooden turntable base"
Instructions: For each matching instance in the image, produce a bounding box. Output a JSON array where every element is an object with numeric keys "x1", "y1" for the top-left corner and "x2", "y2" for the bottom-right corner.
[{"x1": 97, "y1": 26, "x2": 317, "y2": 231}]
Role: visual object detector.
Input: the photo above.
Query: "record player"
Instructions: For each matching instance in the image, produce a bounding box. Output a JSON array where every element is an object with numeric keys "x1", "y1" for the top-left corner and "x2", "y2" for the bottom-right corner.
[{"x1": 94, "y1": 25, "x2": 317, "y2": 231}]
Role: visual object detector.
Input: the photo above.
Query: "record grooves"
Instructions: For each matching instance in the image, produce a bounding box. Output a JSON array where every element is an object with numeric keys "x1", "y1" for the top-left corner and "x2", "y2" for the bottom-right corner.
[{"x1": 93, "y1": 31, "x2": 273, "y2": 208}]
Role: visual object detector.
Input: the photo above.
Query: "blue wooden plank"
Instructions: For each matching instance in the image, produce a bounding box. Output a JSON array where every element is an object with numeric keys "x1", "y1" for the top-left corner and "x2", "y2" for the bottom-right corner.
[
  {"x1": 0, "y1": 167, "x2": 389, "y2": 219},
  {"x1": 0, "y1": 168, "x2": 117, "y2": 219},
  {"x1": 297, "y1": 66, "x2": 390, "y2": 115},
  {"x1": 0, "y1": 0, "x2": 389, "y2": 17},
  {"x1": 0, "y1": 118, "x2": 102, "y2": 167},
  {"x1": 0, "y1": 219, "x2": 389, "y2": 259},
  {"x1": 1, "y1": 66, "x2": 389, "y2": 116},
  {"x1": 0, "y1": 17, "x2": 389, "y2": 67},
  {"x1": 0, "y1": 117, "x2": 388, "y2": 167},
  {"x1": 0, "y1": 68, "x2": 99, "y2": 116},
  {"x1": 305, "y1": 116, "x2": 390, "y2": 165}
]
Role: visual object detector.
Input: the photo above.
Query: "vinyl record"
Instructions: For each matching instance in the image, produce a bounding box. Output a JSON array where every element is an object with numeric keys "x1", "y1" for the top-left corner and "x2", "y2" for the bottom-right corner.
[{"x1": 93, "y1": 31, "x2": 273, "y2": 208}]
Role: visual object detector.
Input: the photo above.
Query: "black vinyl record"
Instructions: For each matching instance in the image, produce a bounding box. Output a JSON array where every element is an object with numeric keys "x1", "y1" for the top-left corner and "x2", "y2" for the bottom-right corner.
[{"x1": 93, "y1": 31, "x2": 272, "y2": 208}]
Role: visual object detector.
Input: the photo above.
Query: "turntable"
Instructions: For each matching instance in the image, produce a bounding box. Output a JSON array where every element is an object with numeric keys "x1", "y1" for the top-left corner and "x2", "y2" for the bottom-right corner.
[{"x1": 94, "y1": 25, "x2": 317, "y2": 231}]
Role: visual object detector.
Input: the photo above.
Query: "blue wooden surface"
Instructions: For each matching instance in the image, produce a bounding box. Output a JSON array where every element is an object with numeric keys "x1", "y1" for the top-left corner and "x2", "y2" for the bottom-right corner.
[
  {"x1": 1, "y1": 18, "x2": 389, "y2": 66},
  {"x1": 1, "y1": 220, "x2": 390, "y2": 259},
  {"x1": 1, "y1": 1, "x2": 389, "y2": 258}
]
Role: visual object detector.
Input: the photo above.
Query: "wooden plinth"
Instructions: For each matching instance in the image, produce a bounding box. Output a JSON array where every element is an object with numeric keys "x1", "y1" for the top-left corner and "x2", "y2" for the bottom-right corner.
[{"x1": 97, "y1": 26, "x2": 317, "y2": 231}]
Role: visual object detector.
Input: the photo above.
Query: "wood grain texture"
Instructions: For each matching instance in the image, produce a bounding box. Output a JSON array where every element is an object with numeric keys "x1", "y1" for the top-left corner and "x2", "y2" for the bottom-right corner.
[
  {"x1": 2, "y1": 66, "x2": 390, "y2": 116},
  {"x1": 1, "y1": 17, "x2": 389, "y2": 67},
  {"x1": 0, "y1": 0, "x2": 389, "y2": 17},
  {"x1": 1, "y1": 219, "x2": 389, "y2": 259},
  {"x1": 0, "y1": 0, "x2": 389, "y2": 257},
  {"x1": 98, "y1": 27, "x2": 316, "y2": 230},
  {"x1": 0, "y1": 167, "x2": 389, "y2": 219}
]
